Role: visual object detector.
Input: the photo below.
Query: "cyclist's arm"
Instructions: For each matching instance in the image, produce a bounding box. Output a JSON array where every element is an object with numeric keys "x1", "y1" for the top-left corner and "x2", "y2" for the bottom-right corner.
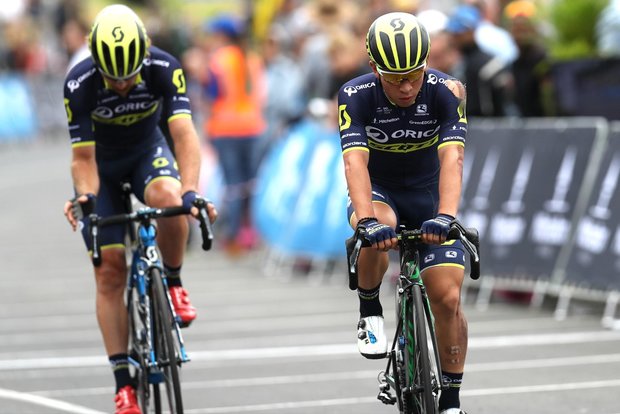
[
  {"x1": 71, "y1": 145, "x2": 99, "y2": 195},
  {"x1": 436, "y1": 77, "x2": 467, "y2": 218},
  {"x1": 437, "y1": 143, "x2": 464, "y2": 218},
  {"x1": 343, "y1": 148, "x2": 374, "y2": 224},
  {"x1": 63, "y1": 145, "x2": 99, "y2": 230},
  {"x1": 168, "y1": 116, "x2": 201, "y2": 195}
]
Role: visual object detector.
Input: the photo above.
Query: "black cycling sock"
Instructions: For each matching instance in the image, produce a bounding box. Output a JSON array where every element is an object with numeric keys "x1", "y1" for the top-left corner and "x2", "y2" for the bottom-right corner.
[
  {"x1": 439, "y1": 371, "x2": 463, "y2": 411},
  {"x1": 109, "y1": 353, "x2": 132, "y2": 392},
  {"x1": 164, "y1": 263, "x2": 182, "y2": 287},
  {"x1": 358, "y1": 283, "x2": 383, "y2": 318}
]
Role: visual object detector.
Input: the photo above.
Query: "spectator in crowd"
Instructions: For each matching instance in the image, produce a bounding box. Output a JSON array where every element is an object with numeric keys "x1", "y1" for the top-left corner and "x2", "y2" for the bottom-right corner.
[
  {"x1": 504, "y1": 0, "x2": 554, "y2": 117},
  {"x1": 295, "y1": 0, "x2": 359, "y2": 100},
  {"x1": 257, "y1": 22, "x2": 306, "y2": 163},
  {"x1": 326, "y1": 27, "x2": 369, "y2": 99},
  {"x1": 418, "y1": 9, "x2": 462, "y2": 77},
  {"x1": 60, "y1": 17, "x2": 89, "y2": 72},
  {"x1": 445, "y1": 4, "x2": 515, "y2": 117},
  {"x1": 200, "y1": 14, "x2": 266, "y2": 256},
  {"x1": 464, "y1": 0, "x2": 518, "y2": 65},
  {"x1": 3, "y1": 15, "x2": 47, "y2": 74}
]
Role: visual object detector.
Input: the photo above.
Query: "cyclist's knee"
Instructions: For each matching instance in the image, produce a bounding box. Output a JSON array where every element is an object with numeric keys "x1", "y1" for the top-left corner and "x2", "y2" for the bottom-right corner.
[
  {"x1": 94, "y1": 250, "x2": 126, "y2": 294},
  {"x1": 144, "y1": 179, "x2": 181, "y2": 208}
]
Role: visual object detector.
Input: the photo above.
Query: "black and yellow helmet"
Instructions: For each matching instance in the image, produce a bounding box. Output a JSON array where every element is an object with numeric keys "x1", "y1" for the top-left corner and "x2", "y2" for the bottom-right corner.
[
  {"x1": 366, "y1": 12, "x2": 430, "y2": 73},
  {"x1": 88, "y1": 4, "x2": 149, "y2": 80}
]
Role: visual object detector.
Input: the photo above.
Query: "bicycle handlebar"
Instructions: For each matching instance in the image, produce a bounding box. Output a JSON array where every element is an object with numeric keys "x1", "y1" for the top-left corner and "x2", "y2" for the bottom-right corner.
[
  {"x1": 345, "y1": 219, "x2": 481, "y2": 290},
  {"x1": 89, "y1": 199, "x2": 214, "y2": 267}
]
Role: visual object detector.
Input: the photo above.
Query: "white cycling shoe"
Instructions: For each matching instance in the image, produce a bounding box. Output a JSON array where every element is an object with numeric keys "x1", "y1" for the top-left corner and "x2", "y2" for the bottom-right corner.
[
  {"x1": 357, "y1": 315, "x2": 388, "y2": 359},
  {"x1": 440, "y1": 409, "x2": 467, "y2": 414}
]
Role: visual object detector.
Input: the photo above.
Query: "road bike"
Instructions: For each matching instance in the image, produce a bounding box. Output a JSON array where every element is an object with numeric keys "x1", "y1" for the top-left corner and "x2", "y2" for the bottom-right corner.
[
  {"x1": 88, "y1": 183, "x2": 213, "y2": 413},
  {"x1": 346, "y1": 219, "x2": 480, "y2": 414}
]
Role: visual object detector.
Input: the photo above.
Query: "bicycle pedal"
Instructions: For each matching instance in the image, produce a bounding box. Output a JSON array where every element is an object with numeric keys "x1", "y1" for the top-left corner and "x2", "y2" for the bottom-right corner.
[{"x1": 377, "y1": 391, "x2": 397, "y2": 405}]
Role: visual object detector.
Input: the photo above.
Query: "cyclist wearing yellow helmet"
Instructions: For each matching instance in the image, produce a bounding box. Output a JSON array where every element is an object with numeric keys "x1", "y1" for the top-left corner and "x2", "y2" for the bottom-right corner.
[
  {"x1": 339, "y1": 12, "x2": 469, "y2": 414},
  {"x1": 62, "y1": 5, "x2": 217, "y2": 413}
]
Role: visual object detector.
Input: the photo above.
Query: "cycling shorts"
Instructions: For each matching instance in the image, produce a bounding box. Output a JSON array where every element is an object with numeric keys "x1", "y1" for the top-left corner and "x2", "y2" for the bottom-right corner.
[
  {"x1": 347, "y1": 181, "x2": 465, "y2": 273},
  {"x1": 79, "y1": 129, "x2": 181, "y2": 251}
]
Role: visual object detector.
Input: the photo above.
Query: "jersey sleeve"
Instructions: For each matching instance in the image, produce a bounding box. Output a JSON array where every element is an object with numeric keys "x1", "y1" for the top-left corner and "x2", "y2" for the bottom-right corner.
[
  {"x1": 152, "y1": 51, "x2": 193, "y2": 123},
  {"x1": 436, "y1": 78, "x2": 467, "y2": 150},
  {"x1": 63, "y1": 65, "x2": 97, "y2": 148},
  {"x1": 337, "y1": 85, "x2": 370, "y2": 155}
]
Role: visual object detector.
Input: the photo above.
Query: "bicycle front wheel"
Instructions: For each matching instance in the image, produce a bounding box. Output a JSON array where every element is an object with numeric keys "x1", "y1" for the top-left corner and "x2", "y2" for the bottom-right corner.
[
  {"x1": 409, "y1": 285, "x2": 437, "y2": 413},
  {"x1": 151, "y1": 268, "x2": 184, "y2": 413},
  {"x1": 127, "y1": 284, "x2": 150, "y2": 412}
]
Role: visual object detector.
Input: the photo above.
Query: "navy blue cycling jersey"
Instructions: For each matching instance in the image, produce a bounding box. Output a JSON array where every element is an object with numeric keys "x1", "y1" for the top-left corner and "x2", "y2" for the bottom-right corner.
[
  {"x1": 63, "y1": 46, "x2": 192, "y2": 158},
  {"x1": 338, "y1": 69, "x2": 467, "y2": 188}
]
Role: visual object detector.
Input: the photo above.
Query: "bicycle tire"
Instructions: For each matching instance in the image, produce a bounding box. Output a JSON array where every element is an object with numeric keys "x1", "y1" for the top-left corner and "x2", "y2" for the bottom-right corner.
[
  {"x1": 151, "y1": 268, "x2": 184, "y2": 413},
  {"x1": 410, "y1": 285, "x2": 437, "y2": 413},
  {"x1": 127, "y1": 284, "x2": 150, "y2": 412}
]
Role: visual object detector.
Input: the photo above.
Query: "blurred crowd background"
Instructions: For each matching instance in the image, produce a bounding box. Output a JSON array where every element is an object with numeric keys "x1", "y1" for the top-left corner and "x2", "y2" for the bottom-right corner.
[{"x1": 2, "y1": 0, "x2": 620, "y2": 263}]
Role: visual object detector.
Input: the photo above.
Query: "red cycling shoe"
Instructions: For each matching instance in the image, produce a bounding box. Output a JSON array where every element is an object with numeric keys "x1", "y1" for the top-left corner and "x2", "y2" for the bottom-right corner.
[
  {"x1": 169, "y1": 286, "x2": 197, "y2": 327},
  {"x1": 114, "y1": 385, "x2": 140, "y2": 414}
]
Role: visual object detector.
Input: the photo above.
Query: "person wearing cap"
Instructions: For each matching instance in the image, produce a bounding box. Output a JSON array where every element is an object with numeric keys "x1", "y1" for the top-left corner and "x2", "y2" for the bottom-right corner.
[
  {"x1": 338, "y1": 11, "x2": 470, "y2": 414},
  {"x1": 62, "y1": 4, "x2": 217, "y2": 412},
  {"x1": 445, "y1": 4, "x2": 515, "y2": 117}
]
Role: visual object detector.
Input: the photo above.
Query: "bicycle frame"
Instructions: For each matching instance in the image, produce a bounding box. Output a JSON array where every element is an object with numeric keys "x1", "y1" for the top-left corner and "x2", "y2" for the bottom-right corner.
[
  {"x1": 377, "y1": 232, "x2": 445, "y2": 413},
  {"x1": 127, "y1": 217, "x2": 190, "y2": 378}
]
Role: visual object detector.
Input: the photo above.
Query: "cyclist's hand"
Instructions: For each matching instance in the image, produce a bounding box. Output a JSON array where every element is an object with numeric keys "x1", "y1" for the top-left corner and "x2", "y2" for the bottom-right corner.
[
  {"x1": 421, "y1": 213, "x2": 454, "y2": 244},
  {"x1": 182, "y1": 190, "x2": 217, "y2": 223},
  {"x1": 357, "y1": 218, "x2": 397, "y2": 251},
  {"x1": 64, "y1": 193, "x2": 96, "y2": 231}
]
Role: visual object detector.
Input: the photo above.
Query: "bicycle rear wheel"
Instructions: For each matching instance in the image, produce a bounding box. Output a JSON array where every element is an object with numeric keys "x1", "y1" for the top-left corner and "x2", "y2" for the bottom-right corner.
[
  {"x1": 409, "y1": 285, "x2": 438, "y2": 413},
  {"x1": 151, "y1": 268, "x2": 184, "y2": 413},
  {"x1": 127, "y1": 284, "x2": 150, "y2": 412}
]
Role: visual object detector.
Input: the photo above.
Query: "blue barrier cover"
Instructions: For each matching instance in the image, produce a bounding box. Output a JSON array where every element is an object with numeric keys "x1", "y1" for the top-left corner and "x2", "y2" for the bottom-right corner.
[
  {"x1": 0, "y1": 74, "x2": 37, "y2": 140},
  {"x1": 252, "y1": 120, "x2": 352, "y2": 258}
]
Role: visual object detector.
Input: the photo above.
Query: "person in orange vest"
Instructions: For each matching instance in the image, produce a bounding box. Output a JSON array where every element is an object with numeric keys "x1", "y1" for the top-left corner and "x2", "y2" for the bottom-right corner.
[{"x1": 201, "y1": 14, "x2": 266, "y2": 255}]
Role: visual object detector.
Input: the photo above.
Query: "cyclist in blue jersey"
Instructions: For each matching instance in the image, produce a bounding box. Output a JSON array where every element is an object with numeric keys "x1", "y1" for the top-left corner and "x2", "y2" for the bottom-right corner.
[
  {"x1": 338, "y1": 12, "x2": 468, "y2": 414},
  {"x1": 61, "y1": 5, "x2": 217, "y2": 413}
]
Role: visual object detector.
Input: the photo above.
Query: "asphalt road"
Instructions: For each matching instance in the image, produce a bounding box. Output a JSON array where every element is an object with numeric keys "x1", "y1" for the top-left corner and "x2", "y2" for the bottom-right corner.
[{"x1": 1, "y1": 139, "x2": 619, "y2": 414}]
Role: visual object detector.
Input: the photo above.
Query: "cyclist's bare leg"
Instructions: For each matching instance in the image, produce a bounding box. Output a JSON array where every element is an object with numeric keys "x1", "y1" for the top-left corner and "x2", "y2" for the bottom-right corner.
[
  {"x1": 354, "y1": 202, "x2": 397, "y2": 289},
  {"x1": 423, "y1": 265, "x2": 467, "y2": 372},
  {"x1": 144, "y1": 178, "x2": 188, "y2": 267},
  {"x1": 94, "y1": 247, "x2": 129, "y2": 356}
]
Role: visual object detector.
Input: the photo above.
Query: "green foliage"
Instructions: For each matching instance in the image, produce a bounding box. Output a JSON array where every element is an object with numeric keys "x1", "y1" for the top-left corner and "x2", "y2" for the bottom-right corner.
[{"x1": 547, "y1": 0, "x2": 609, "y2": 60}]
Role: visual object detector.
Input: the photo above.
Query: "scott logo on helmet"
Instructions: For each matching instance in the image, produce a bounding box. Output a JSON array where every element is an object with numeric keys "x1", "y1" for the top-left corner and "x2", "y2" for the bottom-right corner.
[
  {"x1": 390, "y1": 18, "x2": 404, "y2": 31},
  {"x1": 112, "y1": 26, "x2": 124, "y2": 42}
]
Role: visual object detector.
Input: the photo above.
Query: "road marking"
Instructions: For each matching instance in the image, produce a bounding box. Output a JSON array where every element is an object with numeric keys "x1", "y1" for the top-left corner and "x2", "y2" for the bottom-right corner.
[
  {"x1": 0, "y1": 387, "x2": 105, "y2": 414},
  {"x1": 2, "y1": 330, "x2": 620, "y2": 370},
  {"x1": 33, "y1": 353, "x2": 620, "y2": 398},
  {"x1": 179, "y1": 379, "x2": 620, "y2": 413}
]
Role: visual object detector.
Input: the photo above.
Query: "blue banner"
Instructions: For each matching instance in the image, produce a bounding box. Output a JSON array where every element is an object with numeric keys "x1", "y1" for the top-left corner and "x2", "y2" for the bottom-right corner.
[
  {"x1": 252, "y1": 120, "x2": 352, "y2": 259},
  {"x1": 0, "y1": 74, "x2": 37, "y2": 140}
]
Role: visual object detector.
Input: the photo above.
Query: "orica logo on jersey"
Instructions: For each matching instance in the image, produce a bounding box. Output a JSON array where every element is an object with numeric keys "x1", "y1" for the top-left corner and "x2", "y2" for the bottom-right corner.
[
  {"x1": 365, "y1": 125, "x2": 441, "y2": 143},
  {"x1": 344, "y1": 82, "x2": 375, "y2": 96},
  {"x1": 93, "y1": 101, "x2": 158, "y2": 119},
  {"x1": 67, "y1": 67, "x2": 97, "y2": 93},
  {"x1": 426, "y1": 73, "x2": 448, "y2": 86},
  {"x1": 144, "y1": 58, "x2": 170, "y2": 68}
]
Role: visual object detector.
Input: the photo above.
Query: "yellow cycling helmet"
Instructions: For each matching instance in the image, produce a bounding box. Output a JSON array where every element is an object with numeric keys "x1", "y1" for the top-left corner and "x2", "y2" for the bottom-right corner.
[
  {"x1": 89, "y1": 4, "x2": 149, "y2": 80},
  {"x1": 366, "y1": 12, "x2": 430, "y2": 73}
]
